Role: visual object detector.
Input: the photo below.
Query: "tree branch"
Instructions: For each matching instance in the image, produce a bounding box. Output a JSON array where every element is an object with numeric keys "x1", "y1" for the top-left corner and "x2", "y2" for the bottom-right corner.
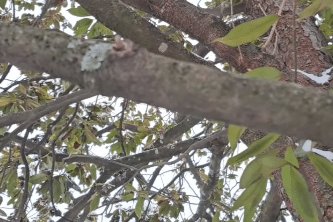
[
  {"x1": 2, "y1": 22, "x2": 333, "y2": 145},
  {"x1": 14, "y1": 125, "x2": 32, "y2": 222},
  {"x1": 119, "y1": 0, "x2": 279, "y2": 72},
  {"x1": 256, "y1": 179, "x2": 283, "y2": 222},
  {"x1": 188, "y1": 144, "x2": 226, "y2": 221},
  {"x1": 75, "y1": 0, "x2": 212, "y2": 67}
]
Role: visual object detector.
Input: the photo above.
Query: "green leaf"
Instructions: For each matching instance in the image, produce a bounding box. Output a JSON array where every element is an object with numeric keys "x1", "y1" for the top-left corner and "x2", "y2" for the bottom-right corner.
[
  {"x1": 59, "y1": 176, "x2": 66, "y2": 194},
  {"x1": 226, "y1": 133, "x2": 280, "y2": 166},
  {"x1": 125, "y1": 183, "x2": 136, "y2": 192},
  {"x1": 244, "y1": 204, "x2": 257, "y2": 222},
  {"x1": 217, "y1": 179, "x2": 224, "y2": 189},
  {"x1": 65, "y1": 163, "x2": 77, "y2": 172},
  {"x1": 8, "y1": 169, "x2": 18, "y2": 194},
  {"x1": 212, "y1": 15, "x2": 280, "y2": 47},
  {"x1": 0, "y1": 0, "x2": 7, "y2": 9},
  {"x1": 135, "y1": 196, "x2": 144, "y2": 219},
  {"x1": 68, "y1": 6, "x2": 91, "y2": 17},
  {"x1": 298, "y1": 0, "x2": 333, "y2": 20},
  {"x1": 199, "y1": 170, "x2": 209, "y2": 182},
  {"x1": 285, "y1": 146, "x2": 299, "y2": 168},
  {"x1": 53, "y1": 179, "x2": 62, "y2": 202},
  {"x1": 122, "y1": 192, "x2": 134, "y2": 201},
  {"x1": 281, "y1": 165, "x2": 319, "y2": 222},
  {"x1": 90, "y1": 164, "x2": 97, "y2": 180},
  {"x1": 240, "y1": 150, "x2": 286, "y2": 188},
  {"x1": 137, "y1": 190, "x2": 149, "y2": 199},
  {"x1": 261, "y1": 151, "x2": 287, "y2": 169},
  {"x1": 244, "y1": 67, "x2": 283, "y2": 81},
  {"x1": 240, "y1": 158, "x2": 263, "y2": 188},
  {"x1": 228, "y1": 125, "x2": 246, "y2": 152},
  {"x1": 87, "y1": 22, "x2": 113, "y2": 39},
  {"x1": 111, "y1": 142, "x2": 122, "y2": 154},
  {"x1": 299, "y1": 0, "x2": 322, "y2": 20},
  {"x1": 18, "y1": 84, "x2": 27, "y2": 94},
  {"x1": 0, "y1": 98, "x2": 11, "y2": 107},
  {"x1": 84, "y1": 126, "x2": 102, "y2": 145},
  {"x1": 29, "y1": 174, "x2": 48, "y2": 184},
  {"x1": 104, "y1": 129, "x2": 119, "y2": 143},
  {"x1": 137, "y1": 126, "x2": 150, "y2": 133},
  {"x1": 308, "y1": 152, "x2": 333, "y2": 188},
  {"x1": 213, "y1": 210, "x2": 220, "y2": 222},
  {"x1": 159, "y1": 200, "x2": 171, "y2": 216},
  {"x1": 90, "y1": 194, "x2": 100, "y2": 212},
  {"x1": 73, "y1": 18, "x2": 93, "y2": 37},
  {"x1": 170, "y1": 204, "x2": 180, "y2": 218},
  {"x1": 231, "y1": 177, "x2": 267, "y2": 211}
]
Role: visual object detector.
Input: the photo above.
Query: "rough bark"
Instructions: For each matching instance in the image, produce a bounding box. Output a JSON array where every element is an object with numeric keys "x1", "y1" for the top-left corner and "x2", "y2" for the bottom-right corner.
[
  {"x1": 256, "y1": 180, "x2": 283, "y2": 222},
  {"x1": 2, "y1": 22, "x2": 333, "y2": 146}
]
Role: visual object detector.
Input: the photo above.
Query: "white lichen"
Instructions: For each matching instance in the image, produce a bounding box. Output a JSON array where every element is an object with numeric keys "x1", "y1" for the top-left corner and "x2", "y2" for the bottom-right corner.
[
  {"x1": 81, "y1": 43, "x2": 113, "y2": 72},
  {"x1": 158, "y1": 42, "x2": 168, "y2": 53}
]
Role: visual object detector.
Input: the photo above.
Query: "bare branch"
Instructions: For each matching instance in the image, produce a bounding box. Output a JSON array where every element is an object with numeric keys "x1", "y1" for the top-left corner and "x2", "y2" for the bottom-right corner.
[
  {"x1": 14, "y1": 125, "x2": 33, "y2": 222},
  {"x1": 49, "y1": 103, "x2": 79, "y2": 214},
  {"x1": 0, "y1": 64, "x2": 12, "y2": 85},
  {"x1": 188, "y1": 144, "x2": 226, "y2": 221}
]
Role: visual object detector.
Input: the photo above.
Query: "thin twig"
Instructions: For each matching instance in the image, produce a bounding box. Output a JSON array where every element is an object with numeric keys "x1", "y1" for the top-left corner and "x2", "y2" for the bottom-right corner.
[
  {"x1": 27, "y1": 107, "x2": 67, "y2": 155},
  {"x1": 119, "y1": 99, "x2": 128, "y2": 156},
  {"x1": 229, "y1": 0, "x2": 243, "y2": 60},
  {"x1": 262, "y1": 0, "x2": 287, "y2": 50},
  {"x1": 33, "y1": 0, "x2": 55, "y2": 26},
  {"x1": 162, "y1": 131, "x2": 226, "y2": 166},
  {"x1": 293, "y1": 0, "x2": 298, "y2": 82},
  {"x1": 49, "y1": 103, "x2": 79, "y2": 212},
  {"x1": 185, "y1": 156, "x2": 204, "y2": 187},
  {"x1": 1, "y1": 76, "x2": 49, "y2": 93},
  {"x1": 0, "y1": 64, "x2": 12, "y2": 85},
  {"x1": 14, "y1": 125, "x2": 33, "y2": 222},
  {"x1": 11, "y1": 0, "x2": 16, "y2": 22}
]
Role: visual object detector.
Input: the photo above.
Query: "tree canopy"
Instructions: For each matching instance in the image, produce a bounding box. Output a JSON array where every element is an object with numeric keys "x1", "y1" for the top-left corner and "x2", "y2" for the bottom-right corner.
[{"x1": 1, "y1": 0, "x2": 333, "y2": 221}]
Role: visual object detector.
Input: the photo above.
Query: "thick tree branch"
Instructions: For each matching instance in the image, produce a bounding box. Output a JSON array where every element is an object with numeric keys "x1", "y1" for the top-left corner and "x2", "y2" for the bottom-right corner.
[
  {"x1": 2, "y1": 22, "x2": 333, "y2": 145},
  {"x1": 256, "y1": 179, "x2": 283, "y2": 222},
  {"x1": 63, "y1": 138, "x2": 200, "y2": 170},
  {"x1": 118, "y1": 0, "x2": 280, "y2": 73},
  {"x1": 75, "y1": 0, "x2": 212, "y2": 67}
]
